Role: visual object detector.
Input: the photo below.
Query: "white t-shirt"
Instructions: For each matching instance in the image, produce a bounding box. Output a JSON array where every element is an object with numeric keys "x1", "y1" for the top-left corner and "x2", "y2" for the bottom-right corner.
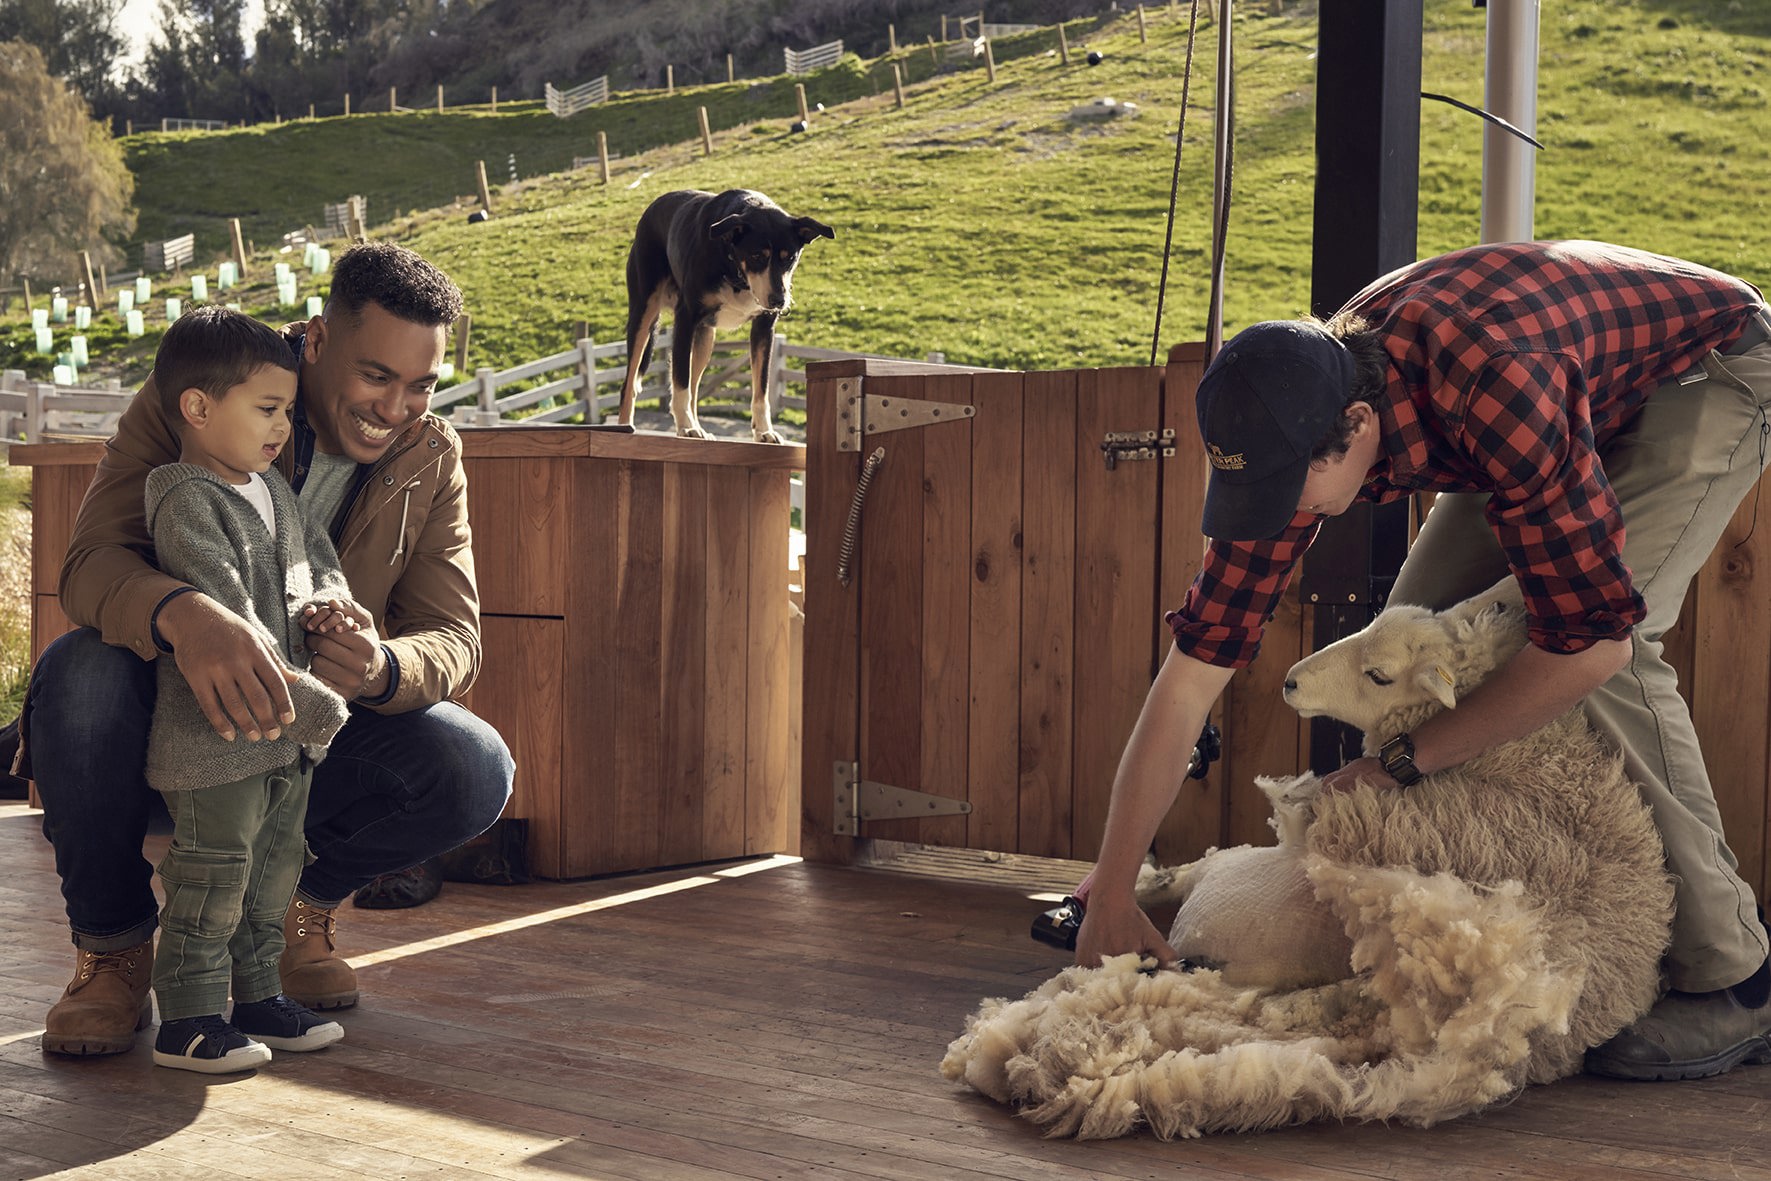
[{"x1": 226, "y1": 472, "x2": 278, "y2": 538}]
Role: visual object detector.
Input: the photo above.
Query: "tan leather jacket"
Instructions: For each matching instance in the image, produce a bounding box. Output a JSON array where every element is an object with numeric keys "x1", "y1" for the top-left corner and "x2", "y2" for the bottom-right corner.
[{"x1": 58, "y1": 334, "x2": 481, "y2": 714}]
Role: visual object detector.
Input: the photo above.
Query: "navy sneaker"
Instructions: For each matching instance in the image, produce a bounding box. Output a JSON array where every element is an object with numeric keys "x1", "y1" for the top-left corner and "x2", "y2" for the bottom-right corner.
[
  {"x1": 153, "y1": 1014, "x2": 272, "y2": 1074},
  {"x1": 231, "y1": 994, "x2": 344, "y2": 1052}
]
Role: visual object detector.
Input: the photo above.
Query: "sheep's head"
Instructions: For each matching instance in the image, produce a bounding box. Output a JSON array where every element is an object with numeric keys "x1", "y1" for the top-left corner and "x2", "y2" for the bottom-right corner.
[{"x1": 1281, "y1": 580, "x2": 1527, "y2": 737}]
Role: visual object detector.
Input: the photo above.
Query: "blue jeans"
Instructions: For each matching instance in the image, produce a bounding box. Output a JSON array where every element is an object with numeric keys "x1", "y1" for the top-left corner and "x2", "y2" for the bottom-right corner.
[
  {"x1": 25, "y1": 628, "x2": 514, "y2": 953},
  {"x1": 155, "y1": 761, "x2": 311, "y2": 1019}
]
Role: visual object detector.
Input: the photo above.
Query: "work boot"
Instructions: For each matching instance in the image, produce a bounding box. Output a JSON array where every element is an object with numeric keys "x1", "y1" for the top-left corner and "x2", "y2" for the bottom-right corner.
[
  {"x1": 41, "y1": 939, "x2": 154, "y2": 1056},
  {"x1": 1586, "y1": 987, "x2": 1771, "y2": 1080},
  {"x1": 278, "y1": 898, "x2": 359, "y2": 1010}
]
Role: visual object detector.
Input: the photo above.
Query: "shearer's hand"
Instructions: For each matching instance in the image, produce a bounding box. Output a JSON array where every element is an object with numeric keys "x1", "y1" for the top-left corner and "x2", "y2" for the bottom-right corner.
[
  {"x1": 1074, "y1": 891, "x2": 1179, "y2": 969},
  {"x1": 1319, "y1": 756, "x2": 1399, "y2": 794},
  {"x1": 159, "y1": 592, "x2": 298, "y2": 743}
]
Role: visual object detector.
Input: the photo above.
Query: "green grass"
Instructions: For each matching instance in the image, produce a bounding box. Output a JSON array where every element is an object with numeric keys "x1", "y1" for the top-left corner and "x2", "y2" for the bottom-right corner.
[
  {"x1": 5, "y1": 0, "x2": 1769, "y2": 388},
  {"x1": 0, "y1": 463, "x2": 31, "y2": 719}
]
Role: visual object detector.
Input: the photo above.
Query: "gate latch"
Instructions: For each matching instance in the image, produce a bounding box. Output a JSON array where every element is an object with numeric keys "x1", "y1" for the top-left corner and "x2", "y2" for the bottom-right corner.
[{"x1": 1100, "y1": 428, "x2": 1176, "y2": 470}]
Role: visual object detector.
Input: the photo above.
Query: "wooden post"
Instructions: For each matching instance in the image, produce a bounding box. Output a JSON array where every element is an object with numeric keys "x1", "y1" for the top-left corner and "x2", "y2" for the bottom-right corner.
[
  {"x1": 1137, "y1": 4, "x2": 1148, "y2": 42},
  {"x1": 795, "y1": 83, "x2": 809, "y2": 124},
  {"x1": 229, "y1": 218, "x2": 248, "y2": 277},
  {"x1": 454, "y1": 312, "x2": 472, "y2": 372},
  {"x1": 892, "y1": 63, "x2": 905, "y2": 108},
  {"x1": 308, "y1": 103, "x2": 315, "y2": 119},
  {"x1": 491, "y1": 85, "x2": 498, "y2": 112},
  {"x1": 475, "y1": 367, "x2": 498, "y2": 418},
  {"x1": 80, "y1": 250, "x2": 100, "y2": 301},
  {"x1": 597, "y1": 131, "x2": 611, "y2": 183},
  {"x1": 125, "y1": 118, "x2": 132, "y2": 135},
  {"x1": 984, "y1": 38, "x2": 996, "y2": 82},
  {"x1": 20, "y1": 278, "x2": 31, "y2": 310},
  {"x1": 941, "y1": 14, "x2": 948, "y2": 41},
  {"x1": 888, "y1": 23, "x2": 897, "y2": 53},
  {"x1": 928, "y1": 35, "x2": 939, "y2": 66},
  {"x1": 99, "y1": 264, "x2": 108, "y2": 293},
  {"x1": 437, "y1": 84, "x2": 444, "y2": 112},
  {"x1": 727, "y1": 53, "x2": 734, "y2": 83},
  {"x1": 475, "y1": 160, "x2": 493, "y2": 210},
  {"x1": 667, "y1": 64, "x2": 674, "y2": 94},
  {"x1": 389, "y1": 86, "x2": 397, "y2": 111},
  {"x1": 698, "y1": 106, "x2": 713, "y2": 155},
  {"x1": 1057, "y1": 21, "x2": 1070, "y2": 64},
  {"x1": 344, "y1": 92, "x2": 351, "y2": 116},
  {"x1": 577, "y1": 332, "x2": 600, "y2": 423}
]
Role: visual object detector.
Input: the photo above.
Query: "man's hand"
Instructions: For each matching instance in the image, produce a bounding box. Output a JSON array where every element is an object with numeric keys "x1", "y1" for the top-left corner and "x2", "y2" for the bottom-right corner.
[
  {"x1": 1319, "y1": 756, "x2": 1400, "y2": 794},
  {"x1": 158, "y1": 592, "x2": 297, "y2": 743},
  {"x1": 1074, "y1": 892, "x2": 1179, "y2": 970},
  {"x1": 301, "y1": 598, "x2": 372, "y2": 635},
  {"x1": 306, "y1": 608, "x2": 387, "y2": 700}
]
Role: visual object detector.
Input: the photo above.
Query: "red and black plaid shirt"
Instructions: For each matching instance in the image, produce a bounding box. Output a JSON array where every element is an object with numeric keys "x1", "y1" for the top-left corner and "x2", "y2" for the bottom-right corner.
[{"x1": 1171, "y1": 240, "x2": 1765, "y2": 668}]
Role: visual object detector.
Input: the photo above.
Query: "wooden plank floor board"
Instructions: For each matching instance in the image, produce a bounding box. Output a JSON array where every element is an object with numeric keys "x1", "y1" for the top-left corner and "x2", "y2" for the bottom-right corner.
[{"x1": 7, "y1": 804, "x2": 1771, "y2": 1179}]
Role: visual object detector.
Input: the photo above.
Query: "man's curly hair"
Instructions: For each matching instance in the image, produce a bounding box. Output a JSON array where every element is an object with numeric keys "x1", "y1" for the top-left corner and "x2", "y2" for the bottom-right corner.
[
  {"x1": 325, "y1": 241, "x2": 464, "y2": 328},
  {"x1": 1306, "y1": 310, "x2": 1390, "y2": 461}
]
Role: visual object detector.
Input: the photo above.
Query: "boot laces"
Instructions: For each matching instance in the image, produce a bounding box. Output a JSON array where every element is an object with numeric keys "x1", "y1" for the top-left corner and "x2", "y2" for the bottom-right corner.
[
  {"x1": 293, "y1": 901, "x2": 338, "y2": 950},
  {"x1": 77, "y1": 947, "x2": 143, "y2": 983}
]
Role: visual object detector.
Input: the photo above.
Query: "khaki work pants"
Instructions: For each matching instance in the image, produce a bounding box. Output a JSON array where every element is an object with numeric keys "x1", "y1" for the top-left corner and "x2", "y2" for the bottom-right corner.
[{"x1": 1389, "y1": 325, "x2": 1771, "y2": 994}]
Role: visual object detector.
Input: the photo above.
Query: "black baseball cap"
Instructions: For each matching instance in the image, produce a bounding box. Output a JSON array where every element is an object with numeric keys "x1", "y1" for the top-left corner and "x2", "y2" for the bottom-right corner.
[{"x1": 1195, "y1": 320, "x2": 1355, "y2": 541}]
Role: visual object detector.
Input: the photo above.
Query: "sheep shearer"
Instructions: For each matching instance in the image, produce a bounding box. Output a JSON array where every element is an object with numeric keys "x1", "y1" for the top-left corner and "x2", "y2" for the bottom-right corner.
[{"x1": 1072, "y1": 240, "x2": 1771, "y2": 1082}]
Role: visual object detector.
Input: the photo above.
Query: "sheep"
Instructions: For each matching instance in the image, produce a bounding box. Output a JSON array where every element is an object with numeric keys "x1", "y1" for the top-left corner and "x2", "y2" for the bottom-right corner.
[{"x1": 941, "y1": 580, "x2": 1674, "y2": 1139}]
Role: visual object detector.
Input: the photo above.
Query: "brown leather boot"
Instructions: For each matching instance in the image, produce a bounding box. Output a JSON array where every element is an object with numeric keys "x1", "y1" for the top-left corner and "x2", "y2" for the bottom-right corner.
[
  {"x1": 278, "y1": 898, "x2": 359, "y2": 1010},
  {"x1": 41, "y1": 939, "x2": 154, "y2": 1056}
]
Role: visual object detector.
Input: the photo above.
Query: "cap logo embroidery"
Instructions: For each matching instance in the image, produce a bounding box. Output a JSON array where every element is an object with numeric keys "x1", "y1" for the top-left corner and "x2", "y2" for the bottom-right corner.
[{"x1": 1207, "y1": 443, "x2": 1246, "y2": 472}]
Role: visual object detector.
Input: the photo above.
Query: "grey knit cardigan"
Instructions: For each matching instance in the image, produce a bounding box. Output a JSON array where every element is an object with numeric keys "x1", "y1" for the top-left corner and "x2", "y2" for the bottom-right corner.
[{"x1": 144, "y1": 463, "x2": 352, "y2": 791}]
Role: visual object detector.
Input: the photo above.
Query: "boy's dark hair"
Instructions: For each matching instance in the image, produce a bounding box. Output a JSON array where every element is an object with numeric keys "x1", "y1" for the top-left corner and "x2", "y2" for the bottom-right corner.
[
  {"x1": 155, "y1": 305, "x2": 297, "y2": 426},
  {"x1": 1306, "y1": 311, "x2": 1389, "y2": 461},
  {"x1": 325, "y1": 241, "x2": 464, "y2": 328}
]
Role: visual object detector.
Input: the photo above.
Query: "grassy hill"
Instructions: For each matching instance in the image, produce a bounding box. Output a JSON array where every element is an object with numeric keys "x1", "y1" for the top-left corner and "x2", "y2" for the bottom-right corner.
[{"x1": 7, "y1": 0, "x2": 1771, "y2": 386}]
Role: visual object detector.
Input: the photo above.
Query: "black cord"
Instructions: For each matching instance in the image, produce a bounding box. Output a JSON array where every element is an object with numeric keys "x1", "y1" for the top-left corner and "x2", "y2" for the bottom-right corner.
[{"x1": 1149, "y1": 0, "x2": 1203, "y2": 369}]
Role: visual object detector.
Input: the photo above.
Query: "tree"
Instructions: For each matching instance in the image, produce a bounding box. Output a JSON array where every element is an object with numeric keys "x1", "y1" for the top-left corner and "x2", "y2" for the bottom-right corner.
[
  {"x1": 137, "y1": 0, "x2": 250, "y2": 120},
  {"x1": 0, "y1": 0, "x2": 126, "y2": 113},
  {"x1": 0, "y1": 41, "x2": 135, "y2": 290}
]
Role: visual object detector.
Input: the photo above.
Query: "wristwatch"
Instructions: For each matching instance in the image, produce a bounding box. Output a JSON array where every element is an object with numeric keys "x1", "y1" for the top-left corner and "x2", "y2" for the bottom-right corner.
[{"x1": 1378, "y1": 732, "x2": 1424, "y2": 787}]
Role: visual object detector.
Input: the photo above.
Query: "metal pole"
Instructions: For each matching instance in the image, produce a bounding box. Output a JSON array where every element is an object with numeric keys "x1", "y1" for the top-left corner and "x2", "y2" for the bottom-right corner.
[
  {"x1": 1206, "y1": 0, "x2": 1233, "y2": 359},
  {"x1": 1480, "y1": 0, "x2": 1540, "y2": 243}
]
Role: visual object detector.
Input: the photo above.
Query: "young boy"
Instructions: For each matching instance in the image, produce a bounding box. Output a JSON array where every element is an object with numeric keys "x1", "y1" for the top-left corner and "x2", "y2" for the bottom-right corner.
[{"x1": 144, "y1": 306, "x2": 368, "y2": 1073}]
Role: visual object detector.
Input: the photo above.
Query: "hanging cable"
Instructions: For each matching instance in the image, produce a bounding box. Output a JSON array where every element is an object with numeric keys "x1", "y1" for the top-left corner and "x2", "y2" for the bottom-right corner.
[
  {"x1": 1205, "y1": 0, "x2": 1235, "y2": 362},
  {"x1": 1148, "y1": 0, "x2": 1203, "y2": 369}
]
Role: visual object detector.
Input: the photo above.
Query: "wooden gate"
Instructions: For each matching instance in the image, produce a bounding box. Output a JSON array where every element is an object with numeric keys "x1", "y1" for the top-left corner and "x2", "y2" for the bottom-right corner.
[{"x1": 800, "y1": 352, "x2": 1274, "y2": 866}]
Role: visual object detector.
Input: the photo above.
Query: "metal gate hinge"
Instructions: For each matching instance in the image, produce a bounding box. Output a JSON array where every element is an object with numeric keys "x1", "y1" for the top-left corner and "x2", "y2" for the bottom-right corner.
[
  {"x1": 1100, "y1": 428, "x2": 1176, "y2": 470},
  {"x1": 835, "y1": 379, "x2": 976, "y2": 451},
  {"x1": 833, "y1": 761, "x2": 973, "y2": 835}
]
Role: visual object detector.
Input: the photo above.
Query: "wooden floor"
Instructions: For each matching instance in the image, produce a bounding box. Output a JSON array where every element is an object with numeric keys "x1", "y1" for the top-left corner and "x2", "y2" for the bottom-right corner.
[{"x1": 5, "y1": 802, "x2": 1771, "y2": 1180}]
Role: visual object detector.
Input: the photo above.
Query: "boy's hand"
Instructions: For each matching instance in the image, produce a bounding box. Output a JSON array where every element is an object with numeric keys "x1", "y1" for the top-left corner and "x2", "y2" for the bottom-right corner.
[
  {"x1": 307, "y1": 611, "x2": 388, "y2": 700},
  {"x1": 159, "y1": 592, "x2": 298, "y2": 743},
  {"x1": 302, "y1": 598, "x2": 373, "y2": 635}
]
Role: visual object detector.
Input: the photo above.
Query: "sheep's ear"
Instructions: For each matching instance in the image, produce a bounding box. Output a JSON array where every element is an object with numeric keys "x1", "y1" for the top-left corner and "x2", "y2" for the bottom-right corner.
[{"x1": 1415, "y1": 662, "x2": 1458, "y2": 710}]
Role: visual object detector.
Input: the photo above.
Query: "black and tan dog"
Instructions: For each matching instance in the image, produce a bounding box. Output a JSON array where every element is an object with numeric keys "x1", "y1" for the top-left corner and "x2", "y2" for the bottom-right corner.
[{"x1": 617, "y1": 188, "x2": 835, "y2": 443}]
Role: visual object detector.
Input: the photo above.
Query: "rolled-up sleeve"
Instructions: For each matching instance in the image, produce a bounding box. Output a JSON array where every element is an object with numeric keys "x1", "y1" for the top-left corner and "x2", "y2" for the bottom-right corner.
[{"x1": 1167, "y1": 515, "x2": 1322, "y2": 668}]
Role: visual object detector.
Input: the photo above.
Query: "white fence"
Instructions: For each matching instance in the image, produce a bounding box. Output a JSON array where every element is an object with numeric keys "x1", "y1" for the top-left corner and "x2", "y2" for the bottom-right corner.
[
  {"x1": 323, "y1": 196, "x2": 367, "y2": 238},
  {"x1": 143, "y1": 234, "x2": 196, "y2": 273},
  {"x1": 784, "y1": 40, "x2": 844, "y2": 76},
  {"x1": 160, "y1": 118, "x2": 226, "y2": 132},
  {"x1": 0, "y1": 371, "x2": 128, "y2": 443},
  {"x1": 545, "y1": 77, "x2": 610, "y2": 118},
  {"x1": 983, "y1": 22, "x2": 1039, "y2": 36}
]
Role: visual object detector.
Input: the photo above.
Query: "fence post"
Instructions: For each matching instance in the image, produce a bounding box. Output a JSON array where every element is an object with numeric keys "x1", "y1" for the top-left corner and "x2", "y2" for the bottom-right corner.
[
  {"x1": 389, "y1": 86, "x2": 397, "y2": 111},
  {"x1": 309, "y1": 103, "x2": 316, "y2": 119},
  {"x1": 491, "y1": 85, "x2": 498, "y2": 112},
  {"x1": 698, "y1": 106, "x2": 713, "y2": 155},
  {"x1": 928, "y1": 35, "x2": 939, "y2": 66},
  {"x1": 437, "y1": 84, "x2": 444, "y2": 112},
  {"x1": 941, "y1": 14, "x2": 948, "y2": 40},
  {"x1": 597, "y1": 131, "x2": 611, "y2": 183},
  {"x1": 1057, "y1": 21, "x2": 1070, "y2": 64},
  {"x1": 27, "y1": 382, "x2": 50, "y2": 444},
  {"x1": 454, "y1": 312, "x2": 472, "y2": 372},
  {"x1": 795, "y1": 83, "x2": 809, "y2": 124},
  {"x1": 20, "y1": 279, "x2": 31, "y2": 310},
  {"x1": 577, "y1": 330, "x2": 600, "y2": 424},
  {"x1": 984, "y1": 38, "x2": 996, "y2": 81},
  {"x1": 476, "y1": 160, "x2": 493, "y2": 210},
  {"x1": 727, "y1": 53, "x2": 734, "y2": 83},
  {"x1": 79, "y1": 251, "x2": 101, "y2": 302},
  {"x1": 892, "y1": 63, "x2": 905, "y2": 109},
  {"x1": 666, "y1": 64, "x2": 674, "y2": 94},
  {"x1": 1137, "y1": 4, "x2": 1148, "y2": 42},
  {"x1": 344, "y1": 92, "x2": 351, "y2": 116},
  {"x1": 476, "y1": 367, "x2": 498, "y2": 419},
  {"x1": 229, "y1": 218, "x2": 248, "y2": 278},
  {"x1": 888, "y1": 23, "x2": 897, "y2": 53}
]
